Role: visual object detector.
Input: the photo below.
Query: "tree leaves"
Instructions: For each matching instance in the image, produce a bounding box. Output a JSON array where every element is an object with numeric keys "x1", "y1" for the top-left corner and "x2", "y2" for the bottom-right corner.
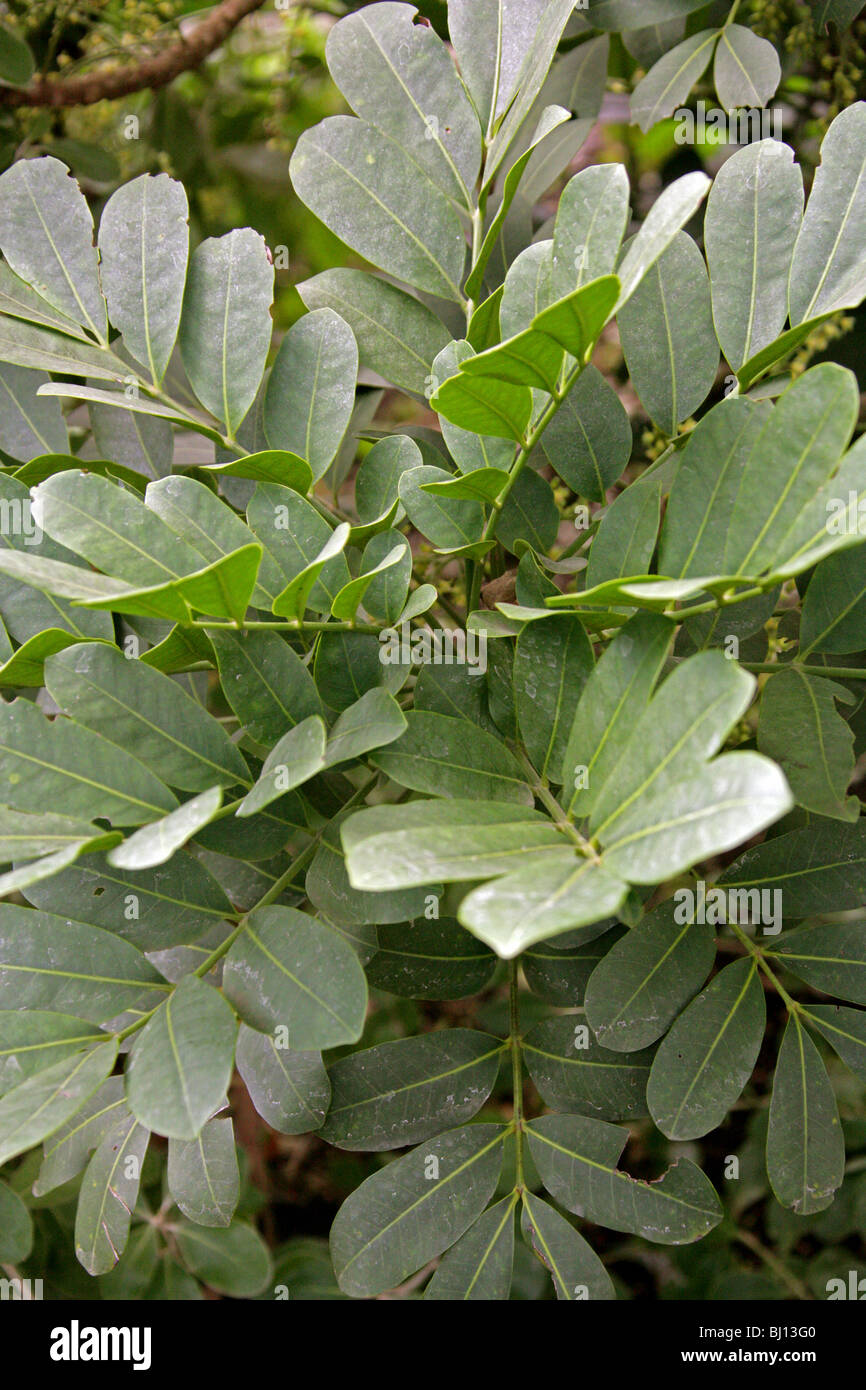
[
  {"x1": 330, "y1": 1123, "x2": 507, "y2": 1297},
  {"x1": 520, "y1": 1191, "x2": 615, "y2": 1300},
  {"x1": 264, "y1": 309, "x2": 357, "y2": 481},
  {"x1": 526, "y1": 1113, "x2": 723, "y2": 1243},
  {"x1": 789, "y1": 101, "x2": 866, "y2": 323},
  {"x1": 178, "y1": 229, "x2": 274, "y2": 436},
  {"x1": 125, "y1": 975, "x2": 237, "y2": 1139},
  {"x1": 0, "y1": 156, "x2": 106, "y2": 340},
  {"x1": 370, "y1": 711, "x2": 534, "y2": 805},
  {"x1": 0, "y1": 1042, "x2": 118, "y2": 1168},
  {"x1": 98, "y1": 173, "x2": 189, "y2": 385},
  {"x1": 714, "y1": 26, "x2": 781, "y2": 110},
  {"x1": 319, "y1": 1030, "x2": 503, "y2": 1150},
  {"x1": 646, "y1": 958, "x2": 766, "y2": 1139},
  {"x1": 168, "y1": 1118, "x2": 239, "y2": 1228},
  {"x1": 767, "y1": 1016, "x2": 845, "y2": 1215},
  {"x1": 758, "y1": 669, "x2": 859, "y2": 821},
  {"x1": 222, "y1": 906, "x2": 367, "y2": 1049}
]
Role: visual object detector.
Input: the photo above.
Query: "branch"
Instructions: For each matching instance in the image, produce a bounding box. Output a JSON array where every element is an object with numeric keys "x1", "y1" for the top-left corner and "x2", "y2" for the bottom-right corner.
[{"x1": 0, "y1": 0, "x2": 268, "y2": 109}]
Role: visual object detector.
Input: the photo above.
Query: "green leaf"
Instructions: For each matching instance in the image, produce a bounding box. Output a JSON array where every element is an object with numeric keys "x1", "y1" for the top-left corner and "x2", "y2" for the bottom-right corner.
[
  {"x1": 551, "y1": 164, "x2": 630, "y2": 300},
  {"x1": 449, "y1": 0, "x2": 553, "y2": 132},
  {"x1": 222, "y1": 906, "x2": 367, "y2": 1049},
  {"x1": 618, "y1": 231, "x2": 717, "y2": 433},
  {"x1": 0, "y1": 806, "x2": 113, "y2": 861},
  {"x1": 46, "y1": 643, "x2": 250, "y2": 792},
  {"x1": 616, "y1": 171, "x2": 711, "y2": 309},
  {"x1": 330, "y1": 1122, "x2": 507, "y2": 1297},
  {"x1": 541, "y1": 365, "x2": 631, "y2": 502},
  {"x1": 365, "y1": 919, "x2": 496, "y2": 1000},
  {"x1": 0, "y1": 156, "x2": 106, "y2": 339},
  {"x1": 0, "y1": 904, "x2": 168, "y2": 1023},
  {"x1": 495, "y1": 466, "x2": 559, "y2": 554},
  {"x1": 178, "y1": 229, "x2": 274, "y2": 435},
  {"x1": 600, "y1": 752, "x2": 794, "y2": 884},
  {"x1": 524, "y1": 930, "x2": 625, "y2": 1007},
  {"x1": 306, "y1": 809, "x2": 432, "y2": 926},
  {"x1": 0, "y1": 317, "x2": 123, "y2": 381},
  {"x1": 313, "y1": 629, "x2": 398, "y2": 713},
  {"x1": 235, "y1": 1023, "x2": 330, "y2": 1135},
  {"x1": 355, "y1": 434, "x2": 421, "y2": 521},
  {"x1": 299, "y1": 269, "x2": 450, "y2": 397},
  {"x1": 0, "y1": 1010, "x2": 104, "y2": 1098},
  {"x1": 90, "y1": 400, "x2": 172, "y2": 478},
  {"x1": 526, "y1": 1113, "x2": 723, "y2": 1243},
  {"x1": 767, "y1": 1015, "x2": 845, "y2": 1214},
  {"x1": 530, "y1": 275, "x2": 620, "y2": 362},
  {"x1": 292, "y1": 117, "x2": 466, "y2": 301},
  {"x1": 359, "y1": 531, "x2": 412, "y2": 623},
  {"x1": 646, "y1": 958, "x2": 765, "y2": 1140},
  {"x1": 238, "y1": 717, "x2": 327, "y2": 817},
  {"x1": 0, "y1": 1179, "x2": 32, "y2": 1262},
  {"x1": 125, "y1": 975, "x2": 237, "y2": 1140},
  {"x1": 0, "y1": 1041, "x2": 118, "y2": 1168},
  {"x1": 431, "y1": 343, "x2": 514, "y2": 475},
  {"x1": 201, "y1": 449, "x2": 312, "y2": 493},
  {"x1": 208, "y1": 628, "x2": 323, "y2": 748},
  {"x1": 800, "y1": 543, "x2": 866, "y2": 656},
  {"x1": 458, "y1": 853, "x2": 627, "y2": 958},
  {"x1": 584, "y1": 470, "x2": 663, "y2": 590},
  {"x1": 630, "y1": 30, "x2": 720, "y2": 133},
  {"x1": 168, "y1": 1117, "x2": 239, "y2": 1228},
  {"x1": 561, "y1": 611, "x2": 672, "y2": 819},
  {"x1": 514, "y1": 615, "x2": 594, "y2": 782},
  {"x1": 520, "y1": 1191, "x2": 615, "y2": 1301},
  {"x1": 806, "y1": 1004, "x2": 866, "y2": 1084},
  {"x1": 98, "y1": 173, "x2": 189, "y2": 384},
  {"x1": 0, "y1": 694, "x2": 177, "y2": 826},
  {"x1": 33, "y1": 1077, "x2": 128, "y2": 1196},
  {"x1": 0, "y1": 22, "x2": 35, "y2": 85},
  {"x1": 485, "y1": 0, "x2": 578, "y2": 179},
  {"x1": 370, "y1": 710, "x2": 533, "y2": 805},
  {"x1": 175, "y1": 1221, "x2": 272, "y2": 1298},
  {"x1": 758, "y1": 670, "x2": 858, "y2": 821},
  {"x1": 585, "y1": 899, "x2": 716, "y2": 1052},
  {"x1": 246, "y1": 483, "x2": 349, "y2": 616},
  {"x1": 343, "y1": 799, "x2": 564, "y2": 890},
  {"x1": 589, "y1": 651, "x2": 756, "y2": 839},
  {"x1": 265, "y1": 309, "x2": 357, "y2": 481},
  {"x1": 23, "y1": 848, "x2": 232, "y2": 952},
  {"x1": 0, "y1": 362, "x2": 67, "y2": 461},
  {"x1": 718, "y1": 819, "x2": 866, "y2": 919},
  {"x1": 272, "y1": 521, "x2": 351, "y2": 621},
  {"x1": 429, "y1": 370, "x2": 532, "y2": 442},
  {"x1": 769, "y1": 921, "x2": 866, "y2": 1005},
  {"x1": 524, "y1": 1014, "x2": 653, "y2": 1120},
  {"x1": 320, "y1": 1029, "x2": 503, "y2": 1151},
  {"x1": 107, "y1": 787, "x2": 224, "y2": 871},
  {"x1": 75, "y1": 1115, "x2": 149, "y2": 1275},
  {"x1": 399, "y1": 464, "x2": 484, "y2": 550},
  {"x1": 426, "y1": 1194, "x2": 516, "y2": 1301},
  {"x1": 705, "y1": 139, "x2": 804, "y2": 370},
  {"x1": 325, "y1": 3, "x2": 481, "y2": 205},
  {"x1": 713, "y1": 26, "x2": 780, "y2": 109},
  {"x1": 789, "y1": 103, "x2": 866, "y2": 323}
]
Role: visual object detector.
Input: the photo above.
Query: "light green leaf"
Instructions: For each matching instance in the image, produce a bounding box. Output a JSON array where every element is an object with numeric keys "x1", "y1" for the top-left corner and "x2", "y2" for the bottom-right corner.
[
  {"x1": 616, "y1": 171, "x2": 711, "y2": 309},
  {"x1": 178, "y1": 228, "x2": 274, "y2": 435},
  {"x1": 713, "y1": 26, "x2": 780, "y2": 110},
  {"x1": 306, "y1": 809, "x2": 432, "y2": 927},
  {"x1": 325, "y1": 3, "x2": 481, "y2": 204},
  {"x1": 98, "y1": 173, "x2": 189, "y2": 384},
  {"x1": 330, "y1": 1122, "x2": 507, "y2": 1297},
  {"x1": 767, "y1": 1015, "x2": 844, "y2": 1214},
  {"x1": 125, "y1": 975, "x2": 237, "y2": 1140},
  {"x1": 789, "y1": 102, "x2": 866, "y2": 323},
  {"x1": 265, "y1": 309, "x2": 357, "y2": 481},
  {"x1": 371, "y1": 710, "x2": 533, "y2": 805},
  {"x1": 238, "y1": 717, "x2": 327, "y2": 817},
  {"x1": 0, "y1": 156, "x2": 106, "y2": 339},
  {"x1": 551, "y1": 164, "x2": 630, "y2": 301},
  {"x1": 168, "y1": 1117, "x2": 239, "y2": 1228},
  {"x1": 208, "y1": 628, "x2": 323, "y2": 747},
  {"x1": 291, "y1": 117, "x2": 466, "y2": 302},
  {"x1": 246, "y1": 484, "x2": 349, "y2": 617},
  {"x1": 485, "y1": 0, "x2": 578, "y2": 179},
  {"x1": 705, "y1": 139, "x2": 803, "y2": 370},
  {"x1": 429, "y1": 370, "x2": 532, "y2": 442},
  {"x1": 630, "y1": 30, "x2": 720, "y2": 133},
  {"x1": 618, "y1": 231, "x2": 717, "y2": 433},
  {"x1": 46, "y1": 643, "x2": 250, "y2": 792},
  {"x1": 299, "y1": 269, "x2": 450, "y2": 397},
  {"x1": 0, "y1": 1010, "x2": 104, "y2": 1098},
  {"x1": 107, "y1": 787, "x2": 224, "y2": 871}
]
